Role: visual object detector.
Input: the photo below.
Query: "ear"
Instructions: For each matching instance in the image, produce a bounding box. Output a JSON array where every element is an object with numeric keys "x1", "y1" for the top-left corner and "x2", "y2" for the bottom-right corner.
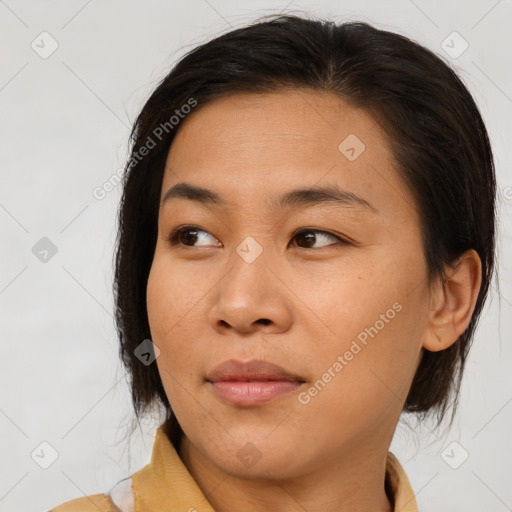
[{"x1": 423, "y1": 249, "x2": 482, "y2": 352}]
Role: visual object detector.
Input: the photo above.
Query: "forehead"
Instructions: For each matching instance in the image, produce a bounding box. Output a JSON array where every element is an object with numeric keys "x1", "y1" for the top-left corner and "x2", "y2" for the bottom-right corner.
[
  {"x1": 167, "y1": 90, "x2": 382, "y2": 164},
  {"x1": 160, "y1": 90, "x2": 413, "y2": 218}
]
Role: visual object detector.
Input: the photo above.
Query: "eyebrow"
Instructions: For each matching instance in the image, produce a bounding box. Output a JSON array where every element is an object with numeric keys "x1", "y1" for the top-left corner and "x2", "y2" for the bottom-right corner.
[{"x1": 162, "y1": 181, "x2": 377, "y2": 213}]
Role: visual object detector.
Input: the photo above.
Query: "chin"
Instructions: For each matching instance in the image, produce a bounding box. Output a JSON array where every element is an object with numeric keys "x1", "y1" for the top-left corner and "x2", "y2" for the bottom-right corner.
[{"x1": 194, "y1": 426, "x2": 309, "y2": 479}]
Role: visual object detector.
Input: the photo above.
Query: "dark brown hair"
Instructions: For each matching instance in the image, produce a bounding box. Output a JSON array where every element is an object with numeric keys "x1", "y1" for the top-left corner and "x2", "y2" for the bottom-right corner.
[{"x1": 114, "y1": 14, "x2": 496, "y2": 443}]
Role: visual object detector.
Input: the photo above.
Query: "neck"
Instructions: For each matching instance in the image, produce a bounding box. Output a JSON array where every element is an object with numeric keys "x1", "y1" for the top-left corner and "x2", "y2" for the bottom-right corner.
[{"x1": 178, "y1": 435, "x2": 394, "y2": 512}]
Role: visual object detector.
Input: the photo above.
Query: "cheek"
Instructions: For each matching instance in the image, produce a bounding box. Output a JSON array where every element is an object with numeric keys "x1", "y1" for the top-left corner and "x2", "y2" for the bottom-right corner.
[
  {"x1": 295, "y1": 258, "x2": 428, "y2": 425},
  {"x1": 146, "y1": 250, "x2": 206, "y2": 341},
  {"x1": 290, "y1": 259, "x2": 404, "y2": 351},
  {"x1": 146, "y1": 257, "x2": 204, "y2": 381},
  {"x1": 293, "y1": 312, "x2": 423, "y2": 448},
  {"x1": 147, "y1": 261, "x2": 206, "y2": 428}
]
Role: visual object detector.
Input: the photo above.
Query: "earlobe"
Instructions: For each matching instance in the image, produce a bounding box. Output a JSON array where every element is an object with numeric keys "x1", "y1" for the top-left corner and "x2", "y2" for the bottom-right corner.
[{"x1": 422, "y1": 249, "x2": 482, "y2": 352}]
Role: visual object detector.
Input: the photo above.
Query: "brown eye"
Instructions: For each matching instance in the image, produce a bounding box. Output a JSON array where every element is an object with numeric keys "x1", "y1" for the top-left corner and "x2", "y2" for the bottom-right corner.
[
  {"x1": 290, "y1": 229, "x2": 348, "y2": 249},
  {"x1": 166, "y1": 226, "x2": 348, "y2": 250},
  {"x1": 167, "y1": 226, "x2": 220, "y2": 247}
]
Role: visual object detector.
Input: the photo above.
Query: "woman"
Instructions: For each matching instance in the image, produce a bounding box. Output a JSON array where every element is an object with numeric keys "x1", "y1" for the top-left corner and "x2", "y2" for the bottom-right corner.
[{"x1": 50, "y1": 13, "x2": 496, "y2": 512}]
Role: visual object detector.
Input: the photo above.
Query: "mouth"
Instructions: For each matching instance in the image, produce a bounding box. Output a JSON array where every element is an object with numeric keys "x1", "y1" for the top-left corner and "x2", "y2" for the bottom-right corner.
[{"x1": 206, "y1": 359, "x2": 306, "y2": 407}]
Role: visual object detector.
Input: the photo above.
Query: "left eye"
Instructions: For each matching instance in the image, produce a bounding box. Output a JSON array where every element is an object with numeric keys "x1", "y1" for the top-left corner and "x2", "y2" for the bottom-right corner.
[{"x1": 289, "y1": 229, "x2": 347, "y2": 249}]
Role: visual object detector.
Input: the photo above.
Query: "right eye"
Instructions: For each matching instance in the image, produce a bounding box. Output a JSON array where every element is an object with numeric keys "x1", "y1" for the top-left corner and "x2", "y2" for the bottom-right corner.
[{"x1": 166, "y1": 226, "x2": 221, "y2": 248}]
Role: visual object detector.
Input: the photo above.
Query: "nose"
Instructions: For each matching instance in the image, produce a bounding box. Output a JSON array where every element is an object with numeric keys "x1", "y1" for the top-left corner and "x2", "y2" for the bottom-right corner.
[{"x1": 208, "y1": 246, "x2": 293, "y2": 336}]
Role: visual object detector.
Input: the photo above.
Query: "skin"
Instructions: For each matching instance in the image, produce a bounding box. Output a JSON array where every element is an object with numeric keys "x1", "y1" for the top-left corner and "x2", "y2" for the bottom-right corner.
[{"x1": 146, "y1": 90, "x2": 482, "y2": 512}]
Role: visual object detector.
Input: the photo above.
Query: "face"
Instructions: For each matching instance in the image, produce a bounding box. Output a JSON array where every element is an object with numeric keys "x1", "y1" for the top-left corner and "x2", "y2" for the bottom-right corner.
[{"x1": 146, "y1": 90, "x2": 430, "y2": 479}]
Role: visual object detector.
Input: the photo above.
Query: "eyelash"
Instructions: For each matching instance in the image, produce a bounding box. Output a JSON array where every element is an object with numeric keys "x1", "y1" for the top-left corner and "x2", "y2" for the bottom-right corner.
[{"x1": 165, "y1": 225, "x2": 351, "y2": 250}]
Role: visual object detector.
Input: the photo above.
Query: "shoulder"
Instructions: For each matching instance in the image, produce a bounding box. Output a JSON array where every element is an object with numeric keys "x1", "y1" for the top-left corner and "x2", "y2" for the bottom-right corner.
[
  {"x1": 48, "y1": 476, "x2": 134, "y2": 512},
  {"x1": 48, "y1": 493, "x2": 119, "y2": 512}
]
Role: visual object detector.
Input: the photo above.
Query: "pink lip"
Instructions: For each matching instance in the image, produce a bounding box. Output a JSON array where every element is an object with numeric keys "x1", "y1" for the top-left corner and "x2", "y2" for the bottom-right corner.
[{"x1": 206, "y1": 359, "x2": 305, "y2": 406}]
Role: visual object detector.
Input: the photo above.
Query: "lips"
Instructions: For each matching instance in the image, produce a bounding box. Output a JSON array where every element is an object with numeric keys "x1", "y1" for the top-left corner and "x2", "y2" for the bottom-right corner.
[
  {"x1": 206, "y1": 359, "x2": 305, "y2": 406},
  {"x1": 207, "y1": 359, "x2": 304, "y2": 382}
]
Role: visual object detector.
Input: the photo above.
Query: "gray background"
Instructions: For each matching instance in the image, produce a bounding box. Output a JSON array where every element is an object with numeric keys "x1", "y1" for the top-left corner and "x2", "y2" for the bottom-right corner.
[{"x1": 1, "y1": 1, "x2": 511, "y2": 511}]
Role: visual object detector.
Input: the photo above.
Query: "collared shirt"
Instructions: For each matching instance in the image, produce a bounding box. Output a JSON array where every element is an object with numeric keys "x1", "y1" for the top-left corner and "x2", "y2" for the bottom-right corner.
[{"x1": 49, "y1": 424, "x2": 418, "y2": 512}]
